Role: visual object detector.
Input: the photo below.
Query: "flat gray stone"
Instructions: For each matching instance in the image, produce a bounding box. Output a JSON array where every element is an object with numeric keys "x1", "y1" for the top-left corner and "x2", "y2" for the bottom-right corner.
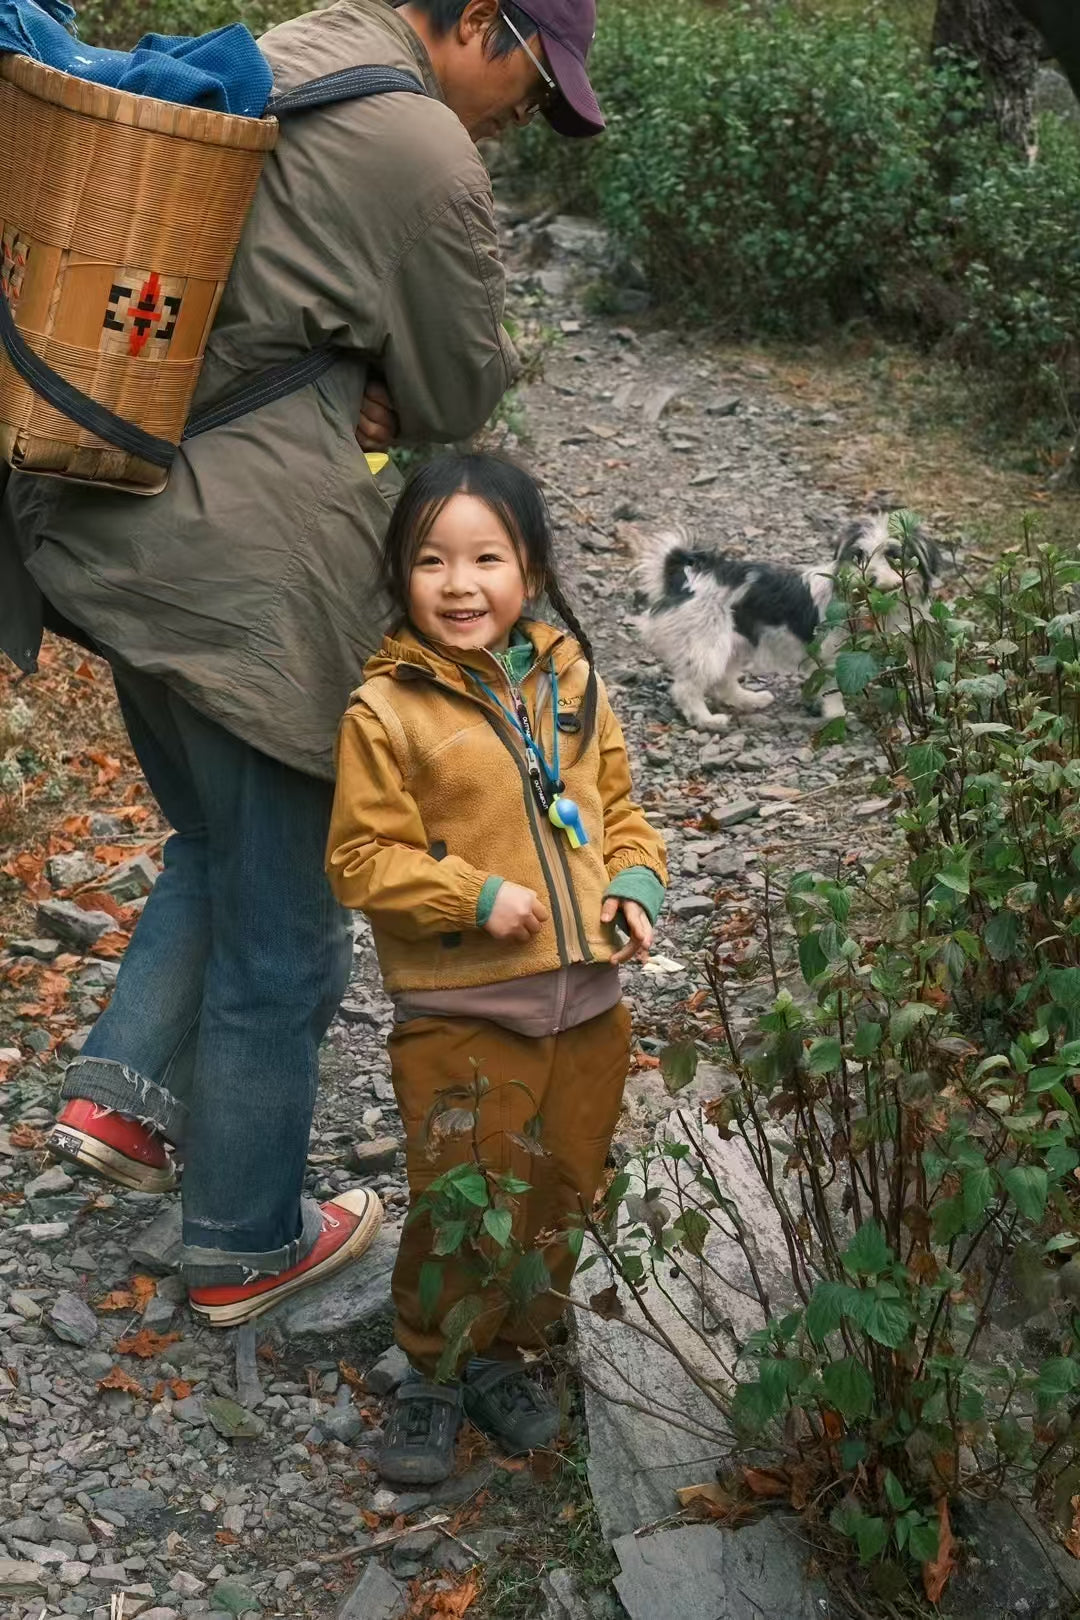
[
  {"x1": 348, "y1": 1137, "x2": 401, "y2": 1175},
  {"x1": 102, "y1": 853, "x2": 158, "y2": 902},
  {"x1": 945, "y1": 1498, "x2": 1080, "y2": 1618},
  {"x1": 141, "y1": 1294, "x2": 177, "y2": 1332},
  {"x1": 210, "y1": 1578, "x2": 260, "y2": 1615},
  {"x1": 334, "y1": 1560, "x2": 407, "y2": 1620},
  {"x1": 264, "y1": 1222, "x2": 396, "y2": 1337},
  {"x1": 35, "y1": 899, "x2": 115, "y2": 948},
  {"x1": 48, "y1": 1290, "x2": 98, "y2": 1347},
  {"x1": 711, "y1": 798, "x2": 759, "y2": 828},
  {"x1": 669, "y1": 896, "x2": 715, "y2": 919},
  {"x1": 46, "y1": 851, "x2": 101, "y2": 890},
  {"x1": 26, "y1": 1164, "x2": 74, "y2": 1199},
  {"x1": 318, "y1": 1406, "x2": 364, "y2": 1444},
  {"x1": 92, "y1": 1486, "x2": 165, "y2": 1517},
  {"x1": 0, "y1": 1558, "x2": 48, "y2": 1595},
  {"x1": 540, "y1": 1565, "x2": 591, "y2": 1620},
  {"x1": 128, "y1": 1203, "x2": 183, "y2": 1272},
  {"x1": 172, "y1": 1395, "x2": 208, "y2": 1425},
  {"x1": 205, "y1": 1396, "x2": 265, "y2": 1440},
  {"x1": 613, "y1": 1521, "x2": 826, "y2": 1620},
  {"x1": 7, "y1": 938, "x2": 61, "y2": 961},
  {"x1": 577, "y1": 1119, "x2": 794, "y2": 1541},
  {"x1": 364, "y1": 1344, "x2": 410, "y2": 1396}
]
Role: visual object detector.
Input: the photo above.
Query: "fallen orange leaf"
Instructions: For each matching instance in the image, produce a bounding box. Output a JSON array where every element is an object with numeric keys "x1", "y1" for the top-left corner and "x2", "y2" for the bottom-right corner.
[
  {"x1": 742, "y1": 1466, "x2": 790, "y2": 1498},
  {"x1": 97, "y1": 1366, "x2": 143, "y2": 1395},
  {"x1": 115, "y1": 1330, "x2": 181, "y2": 1359},
  {"x1": 97, "y1": 1291, "x2": 137, "y2": 1313},
  {"x1": 923, "y1": 1497, "x2": 957, "y2": 1605}
]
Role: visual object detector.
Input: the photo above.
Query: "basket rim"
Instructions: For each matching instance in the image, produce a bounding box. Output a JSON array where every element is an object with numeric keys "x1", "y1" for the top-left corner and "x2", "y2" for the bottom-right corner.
[{"x1": 0, "y1": 51, "x2": 278, "y2": 149}]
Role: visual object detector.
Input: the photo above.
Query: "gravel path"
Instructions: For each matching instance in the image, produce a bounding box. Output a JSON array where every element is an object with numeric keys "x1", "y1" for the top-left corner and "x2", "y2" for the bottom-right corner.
[{"x1": 0, "y1": 199, "x2": 911, "y2": 1620}]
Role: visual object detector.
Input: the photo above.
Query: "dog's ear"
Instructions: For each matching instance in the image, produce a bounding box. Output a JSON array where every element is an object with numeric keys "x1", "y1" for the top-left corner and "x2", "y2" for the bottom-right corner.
[
  {"x1": 835, "y1": 520, "x2": 868, "y2": 563},
  {"x1": 914, "y1": 530, "x2": 943, "y2": 587}
]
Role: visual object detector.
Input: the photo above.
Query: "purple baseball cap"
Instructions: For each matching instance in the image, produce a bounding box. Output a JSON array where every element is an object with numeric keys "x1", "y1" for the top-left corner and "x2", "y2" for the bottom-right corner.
[{"x1": 521, "y1": 0, "x2": 605, "y2": 138}]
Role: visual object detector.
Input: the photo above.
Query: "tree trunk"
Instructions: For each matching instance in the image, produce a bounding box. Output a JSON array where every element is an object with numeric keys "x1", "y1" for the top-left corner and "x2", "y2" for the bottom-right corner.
[{"x1": 932, "y1": 0, "x2": 1042, "y2": 148}]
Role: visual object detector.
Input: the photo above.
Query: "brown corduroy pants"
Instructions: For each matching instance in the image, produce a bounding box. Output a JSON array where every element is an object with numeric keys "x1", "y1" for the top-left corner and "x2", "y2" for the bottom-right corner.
[{"x1": 388, "y1": 1001, "x2": 632, "y2": 1375}]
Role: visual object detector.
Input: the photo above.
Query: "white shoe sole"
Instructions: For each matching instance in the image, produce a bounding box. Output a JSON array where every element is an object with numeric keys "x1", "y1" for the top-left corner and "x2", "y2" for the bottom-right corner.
[
  {"x1": 188, "y1": 1188, "x2": 385, "y2": 1327},
  {"x1": 48, "y1": 1124, "x2": 177, "y2": 1195}
]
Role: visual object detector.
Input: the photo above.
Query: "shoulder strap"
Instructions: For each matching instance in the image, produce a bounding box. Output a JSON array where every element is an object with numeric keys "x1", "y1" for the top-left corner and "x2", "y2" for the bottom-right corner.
[{"x1": 0, "y1": 65, "x2": 426, "y2": 471}]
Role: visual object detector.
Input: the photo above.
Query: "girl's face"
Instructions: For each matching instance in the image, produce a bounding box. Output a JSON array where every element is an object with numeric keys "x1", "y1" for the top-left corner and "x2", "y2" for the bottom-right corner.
[{"x1": 408, "y1": 493, "x2": 530, "y2": 654}]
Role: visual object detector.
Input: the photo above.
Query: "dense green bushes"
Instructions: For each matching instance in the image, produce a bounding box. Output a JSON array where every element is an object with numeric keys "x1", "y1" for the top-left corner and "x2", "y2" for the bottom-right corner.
[
  {"x1": 518, "y1": 0, "x2": 1080, "y2": 440},
  {"x1": 75, "y1": 0, "x2": 294, "y2": 52}
]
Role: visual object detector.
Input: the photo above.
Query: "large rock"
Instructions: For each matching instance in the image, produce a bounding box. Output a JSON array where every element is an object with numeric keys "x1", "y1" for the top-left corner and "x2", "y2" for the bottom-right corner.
[
  {"x1": 334, "y1": 1561, "x2": 407, "y2": 1620},
  {"x1": 612, "y1": 1521, "x2": 826, "y2": 1620},
  {"x1": 576, "y1": 1113, "x2": 794, "y2": 1541},
  {"x1": 35, "y1": 899, "x2": 114, "y2": 949},
  {"x1": 0, "y1": 1559, "x2": 47, "y2": 1595},
  {"x1": 944, "y1": 1498, "x2": 1080, "y2": 1619},
  {"x1": 48, "y1": 1291, "x2": 98, "y2": 1347},
  {"x1": 264, "y1": 1223, "x2": 397, "y2": 1337},
  {"x1": 129, "y1": 1203, "x2": 183, "y2": 1273}
]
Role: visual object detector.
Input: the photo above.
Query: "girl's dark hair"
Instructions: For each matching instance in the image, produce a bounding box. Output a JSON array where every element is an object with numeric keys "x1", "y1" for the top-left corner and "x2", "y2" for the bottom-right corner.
[
  {"x1": 380, "y1": 451, "x2": 598, "y2": 748},
  {"x1": 392, "y1": 0, "x2": 538, "y2": 61}
]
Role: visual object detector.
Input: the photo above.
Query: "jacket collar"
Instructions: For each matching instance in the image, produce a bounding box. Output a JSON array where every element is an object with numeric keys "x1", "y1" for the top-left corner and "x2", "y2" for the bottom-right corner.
[
  {"x1": 344, "y1": 0, "x2": 444, "y2": 100},
  {"x1": 362, "y1": 619, "x2": 576, "y2": 695}
]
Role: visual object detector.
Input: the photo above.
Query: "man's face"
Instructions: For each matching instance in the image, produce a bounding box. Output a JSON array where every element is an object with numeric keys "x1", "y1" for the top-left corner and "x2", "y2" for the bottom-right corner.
[{"x1": 440, "y1": 1, "x2": 553, "y2": 141}]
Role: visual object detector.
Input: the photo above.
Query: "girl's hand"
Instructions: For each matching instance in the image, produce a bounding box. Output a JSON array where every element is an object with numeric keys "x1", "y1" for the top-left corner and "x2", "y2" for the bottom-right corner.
[
  {"x1": 355, "y1": 378, "x2": 400, "y2": 451},
  {"x1": 602, "y1": 897, "x2": 653, "y2": 965},
  {"x1": 485, "y1": 882, "x2": 548, "y2": 942}
]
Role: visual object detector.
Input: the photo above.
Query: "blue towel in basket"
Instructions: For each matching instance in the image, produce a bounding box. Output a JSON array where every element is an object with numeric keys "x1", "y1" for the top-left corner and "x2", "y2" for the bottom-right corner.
[{"x1": 0, "y1": 0, "x2": 272, "y2": 116}]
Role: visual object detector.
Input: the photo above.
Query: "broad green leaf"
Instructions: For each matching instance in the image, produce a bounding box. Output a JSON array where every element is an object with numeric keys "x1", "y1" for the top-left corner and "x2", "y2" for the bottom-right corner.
[
  {"x1": 835, "y1": 650, "x2": 879, "y2": 696},
  {"x1": 508, "y1": 1249, "x2": 550, "y2": 1305},
  {"x1": 799, "y1": 932, "x2": 830, "y2": 984},
  {"x1": 853, "y1": 1022, "x2": 882, "y2": 1058},
  {"x1": 672, "y1": 1209, "x2": 711, "y2": 1256},
  {"x1": 418, "y1": 1260, "x2": 443, "y2": 1327},
  {"x1": 822, "y1": 1356, "x2": 874, "y2": 1420},
  {"x1": 806, "y1": 1280, "x2": 859, "y2": 1344},
  {"x1": 495, "y1": 1173, "x2": 532, "y2": 1195},
  {"x1": 660, "y1": 1041, "x2": 699, "y2": 1096},
  {"x1": 432, "y1": 1220, "x2": 468, "y2": 1256},
  {"x1": 890, "y1": 1002, "x2": 934, "y2": 1044},
  {"x1": 482, "y1": 1207, "x2": 513, "y2": 1249},
  {"x1": 567, "y1": 1224, "x2": 585, "y2": 1258},
  {"x1": 884, "y1": 1471, "x2": 911, "y2": 1511},
  {"x1": 1003, "y1": 1165, "x2": 1048, "y2": 1222},
  {"x1": 854, "y1": 1514, "x2": 888, "y2": 1563},
  {"x1": 956, "y1": 672, "x2": 1006, "y2": 700},
  {"x1": 1035, "y1": 1357, "x2": 1080, "y2": 1405},
  {"x1": 935, "y1": 863, "x2": 970, "y2": 896},
  {"x1": 807, "y1": 1036, "x2": 843, "y2": 1074},
  {"x1": 847, "y1": 1290, "x2": 911, "y2": 1349},
  {"x1": 984, "y1": 910, "x2": 1020, "y2": 962},
  {"x1": 931, "y1": 1194, "x2": 967, "y2": 1244},
  {"x1": 908, "y1": 1520, "x2": 939, "y2": 1562},
  {"x1": 962, "y1": 1165, "x2": 993, "y2": 1227},
  {"x1": 843, "y1": 1220, "x2": 891, "y2": 1277},
  {"x1": 455, "y1": 1172, "x2": 490, "y2": 1207}
]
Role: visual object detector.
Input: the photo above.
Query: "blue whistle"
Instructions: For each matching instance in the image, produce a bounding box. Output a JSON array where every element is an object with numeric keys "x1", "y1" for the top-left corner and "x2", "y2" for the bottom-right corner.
[{"x1": 549, "y1": 796, "x2": 588, "y2": 848}]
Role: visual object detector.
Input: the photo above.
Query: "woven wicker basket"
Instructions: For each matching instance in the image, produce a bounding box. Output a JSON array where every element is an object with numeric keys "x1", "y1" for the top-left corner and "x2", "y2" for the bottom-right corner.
[{"x1": 0, "y1": 54, "x2": 278, "y2": 493}]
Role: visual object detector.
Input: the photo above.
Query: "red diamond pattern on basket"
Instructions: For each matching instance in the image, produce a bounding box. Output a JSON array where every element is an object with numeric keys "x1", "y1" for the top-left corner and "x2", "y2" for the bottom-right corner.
[
  {"x1": 102, "y1": 270, "x2": 184, "y2": 358},
  {"x1": 1, "y1": 226, "x2": 29, "y2": 311}
]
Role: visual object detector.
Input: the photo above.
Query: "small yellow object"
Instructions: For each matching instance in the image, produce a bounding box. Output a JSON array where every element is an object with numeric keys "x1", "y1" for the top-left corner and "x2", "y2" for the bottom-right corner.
[{"x1": 365, "y1": 452, "x2": 390, "y2": 476}]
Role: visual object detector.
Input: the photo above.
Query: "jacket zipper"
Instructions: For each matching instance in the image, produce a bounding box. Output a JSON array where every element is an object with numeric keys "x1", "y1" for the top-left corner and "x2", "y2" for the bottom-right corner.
[{"x1": 410, "y1": 659, "x2": 577, "y2": 967}]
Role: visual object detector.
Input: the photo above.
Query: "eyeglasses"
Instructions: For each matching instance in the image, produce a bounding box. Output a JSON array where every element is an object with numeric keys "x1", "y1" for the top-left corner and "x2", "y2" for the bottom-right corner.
[{"x1": 500, "y1": 8, "x2": 559, "y2": 118}]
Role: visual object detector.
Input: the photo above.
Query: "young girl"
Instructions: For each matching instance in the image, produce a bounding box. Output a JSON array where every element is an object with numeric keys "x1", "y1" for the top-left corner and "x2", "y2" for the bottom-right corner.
[{"x1": 326, "y1": 453, "x2": 667, "y2": 1484}]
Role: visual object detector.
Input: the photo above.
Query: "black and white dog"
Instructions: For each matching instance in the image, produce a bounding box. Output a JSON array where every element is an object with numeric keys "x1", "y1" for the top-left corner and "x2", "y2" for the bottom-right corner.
[{"x1": 634, "y1": 514, "x2": 941, "y2": 731}]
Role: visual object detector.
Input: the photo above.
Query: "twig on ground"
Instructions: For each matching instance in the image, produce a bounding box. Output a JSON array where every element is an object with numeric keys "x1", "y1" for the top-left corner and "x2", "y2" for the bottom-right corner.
[{"x1": 316, "y1": 1512, "x2": 451, "y2": 1565}]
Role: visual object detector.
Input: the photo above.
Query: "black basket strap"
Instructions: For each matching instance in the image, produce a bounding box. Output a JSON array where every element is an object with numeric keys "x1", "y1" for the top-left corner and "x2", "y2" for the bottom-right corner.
[
  {"x1": 0, "y1": 64, "x2": 425, "y2": 469},
  {"x1": 268, "y1": 64, "x2": 424, "y2": 115},
  {"x1": 0, "y1": 293, "x2": 175, "y2": 468},
  {"x1": 183, "y1": 346, "x2": 340, "y2": 440}
]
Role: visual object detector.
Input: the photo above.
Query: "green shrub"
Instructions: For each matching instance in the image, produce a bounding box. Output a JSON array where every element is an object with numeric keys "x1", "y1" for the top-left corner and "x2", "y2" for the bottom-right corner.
[
  {"x1": 519, "y1": 0, "x2": 1080, "y2": 439},
  {"x1": 76, "y1": 0, "x2": 298, "y2": 50}
]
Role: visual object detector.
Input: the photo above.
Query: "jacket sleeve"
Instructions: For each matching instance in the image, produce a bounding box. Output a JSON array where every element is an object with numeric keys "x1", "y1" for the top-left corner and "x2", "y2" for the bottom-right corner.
[
  {"x1": 327, "y1": 704, "x2": 492, "y2": 938},
  {"x1": 377, "y1": 186, "x2": 519, "y2": 444},
  {"x1": 595, "y1": 680, "x2": 668, "y2": 888}
]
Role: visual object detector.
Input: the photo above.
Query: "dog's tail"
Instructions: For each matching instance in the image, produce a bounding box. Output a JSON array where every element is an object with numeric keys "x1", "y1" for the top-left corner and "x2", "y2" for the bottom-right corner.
[{"x1": 633, "y1": 525, "x2": 695, "y2": 604}]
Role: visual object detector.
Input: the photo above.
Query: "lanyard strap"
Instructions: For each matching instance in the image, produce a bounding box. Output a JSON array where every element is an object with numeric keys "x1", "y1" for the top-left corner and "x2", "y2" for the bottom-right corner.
[{"x1": 469, "y1": 668, "x2": 561, "y2": 810}]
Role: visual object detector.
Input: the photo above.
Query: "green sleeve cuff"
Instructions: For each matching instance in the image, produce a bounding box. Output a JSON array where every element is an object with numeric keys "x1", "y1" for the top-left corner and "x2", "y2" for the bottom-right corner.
[
  {"x1": 604, "y1": 867, "x2": 666, "y2": 924},
  {"x1": 476, "y1": 875, "x2": 505, "y2": 927}
]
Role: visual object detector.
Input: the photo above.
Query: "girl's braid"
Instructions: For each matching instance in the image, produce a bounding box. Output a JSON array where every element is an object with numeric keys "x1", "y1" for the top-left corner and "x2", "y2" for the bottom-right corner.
[{"x1": 546, "y1": 578, "x2": 599, "y2": 752}]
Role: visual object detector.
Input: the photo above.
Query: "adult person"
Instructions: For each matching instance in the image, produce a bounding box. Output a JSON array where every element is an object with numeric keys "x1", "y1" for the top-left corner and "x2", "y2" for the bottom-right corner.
[{"x1": 0, "y1": 0, "x2": 604, "y2": 1325}]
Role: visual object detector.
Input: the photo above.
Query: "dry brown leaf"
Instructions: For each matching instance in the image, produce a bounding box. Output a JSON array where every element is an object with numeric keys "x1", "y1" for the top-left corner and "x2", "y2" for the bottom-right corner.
[
  {"x1": 215, "y1": 1529, "x2": 238, "y2": 1545},
  {"x1": 115, "y1": 1329, "x2": 181, "y2": 1359},
  {"x1": 923, "y1": 1497, "x2": 957, "y2": 1605},
  {"x1": 1064, "y1": 1494, "x2": 1080, "y2": 1559},
  {"x1": 97, "y1": 1291, "x2": 136, "y2": 1313},
  {"x1": 9, "y1": 1123, "x2": 47, "y2": 1151},
  {"x1": 361, "y1": 1509, "x2": 381, "y2": 1529},
  {"x1": 676, "y1": 1481, "x2": 755, "y2": 1524},
  {"x1": 409, "y1": 1572, "x2": 480, "y2": 1620},
  {"x1": 742, "y1": 1466, "x2": 790, "y2": 1499},
  {"x1": 97, "y1": 1365, "x2": 143, "y2": 1395},
  {"x1": 132, "y1": 1275, "x2": 157, "y2": 1312},
  {"x1": 589, "y1": 1284, "x2": 624, "y2": 1321}
]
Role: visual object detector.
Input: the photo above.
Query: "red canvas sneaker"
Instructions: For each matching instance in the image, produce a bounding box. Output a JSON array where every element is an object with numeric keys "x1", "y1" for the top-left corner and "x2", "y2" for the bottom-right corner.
[
  {"x1": 48, "y1": 1098, "x2": 177, "y2": 1194},
  {"x1": 187, "y1": 1189, "x2": 384, "y2": 1327}
]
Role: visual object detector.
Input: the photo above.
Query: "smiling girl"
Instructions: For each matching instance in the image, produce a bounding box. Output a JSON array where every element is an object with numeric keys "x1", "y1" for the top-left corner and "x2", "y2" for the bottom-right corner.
[{"x1": 325, "y1": 452, "x2": 666, "y2": 1483}]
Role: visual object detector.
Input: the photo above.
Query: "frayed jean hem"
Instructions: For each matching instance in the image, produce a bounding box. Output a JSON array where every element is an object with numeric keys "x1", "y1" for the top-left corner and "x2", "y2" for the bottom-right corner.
[
  {"x1": 61, "y1": 1055, "x2": 188, "y2": 1146},
  {"x1": 180, "y1": 1196, "x2": 323, "y2": 1288}
]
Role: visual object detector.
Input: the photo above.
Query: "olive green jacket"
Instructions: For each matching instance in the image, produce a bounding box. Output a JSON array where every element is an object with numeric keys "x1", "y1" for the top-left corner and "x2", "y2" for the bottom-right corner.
[{"x1": 0, "y1": 0, "x2": 517, "y2": 777}]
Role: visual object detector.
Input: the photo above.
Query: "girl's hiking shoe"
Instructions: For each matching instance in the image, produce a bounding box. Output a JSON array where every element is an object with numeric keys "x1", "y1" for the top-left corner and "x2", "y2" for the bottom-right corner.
[
  {"x1": 187, "y1": 1189, "x2": 384, "y2": 1327},
  {"x1": 378, "y1": 1378, "x2": 464, "y2": 1485},
  {"x1": 378, "y1": 1362, "x2": 559, "y2": 1484},
  {"x1": 48, "y1": 1099, "x2": 177, "y2": 1194}
]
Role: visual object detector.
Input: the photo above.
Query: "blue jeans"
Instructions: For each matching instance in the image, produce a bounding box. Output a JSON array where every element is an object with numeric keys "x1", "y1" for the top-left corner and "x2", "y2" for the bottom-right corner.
[{"x1": 61, "y1": 662, "x2": 352, "y2": 1286}]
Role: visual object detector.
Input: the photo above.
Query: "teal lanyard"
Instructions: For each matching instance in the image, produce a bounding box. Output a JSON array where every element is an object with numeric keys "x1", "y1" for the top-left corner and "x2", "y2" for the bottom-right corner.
[{"x1": 468, "y1": 667, "x2": 561, "y2": 810}]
